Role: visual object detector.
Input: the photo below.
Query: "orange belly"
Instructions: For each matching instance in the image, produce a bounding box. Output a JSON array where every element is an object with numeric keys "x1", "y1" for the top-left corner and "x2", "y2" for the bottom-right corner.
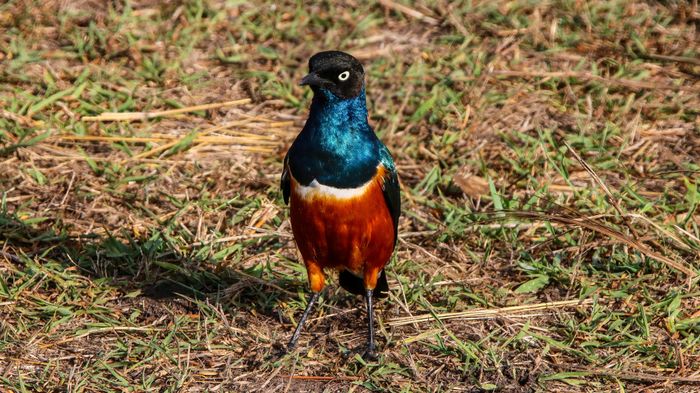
[{"x1": 289, "y1": 172, "x2": 395, "y2": 292}]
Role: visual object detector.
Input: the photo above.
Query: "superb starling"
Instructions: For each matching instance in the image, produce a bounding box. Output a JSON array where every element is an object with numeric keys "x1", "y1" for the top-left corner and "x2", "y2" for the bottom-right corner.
[{"x1": 281, "y1": 51, "x2": 400, "y2": 358}]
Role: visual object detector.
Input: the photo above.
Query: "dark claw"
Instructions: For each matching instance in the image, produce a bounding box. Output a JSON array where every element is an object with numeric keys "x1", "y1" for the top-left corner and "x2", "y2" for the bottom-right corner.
[
  {"x1": 363, "y1": 348, "x2": 379, "y2": 361},
  {"x1": 264, "y1": 340, "x2": 291, "y2": 363}
]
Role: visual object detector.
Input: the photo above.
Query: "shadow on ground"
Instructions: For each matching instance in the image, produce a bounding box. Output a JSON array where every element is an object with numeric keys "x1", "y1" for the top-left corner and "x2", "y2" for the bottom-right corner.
[{"x1": 0, "y1": 210, "x2": 301, "y2": 319}]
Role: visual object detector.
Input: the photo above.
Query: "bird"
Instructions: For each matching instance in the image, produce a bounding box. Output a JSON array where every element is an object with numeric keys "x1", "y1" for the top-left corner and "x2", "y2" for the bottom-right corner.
[{"x1": 280, "y1": 50, "x2": 400, "y2": 359}]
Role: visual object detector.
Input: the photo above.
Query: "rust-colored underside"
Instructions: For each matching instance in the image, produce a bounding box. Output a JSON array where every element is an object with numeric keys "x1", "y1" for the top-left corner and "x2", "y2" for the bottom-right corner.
[{"x1": 289, "y1": 170, "x2": 395, "y2": 293}]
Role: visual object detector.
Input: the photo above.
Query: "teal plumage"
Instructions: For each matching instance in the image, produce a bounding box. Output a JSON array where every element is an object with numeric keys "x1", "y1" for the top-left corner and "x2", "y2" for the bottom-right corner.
[{"x1": 282, "y1": 87, "x2": 378, "y2": 189}]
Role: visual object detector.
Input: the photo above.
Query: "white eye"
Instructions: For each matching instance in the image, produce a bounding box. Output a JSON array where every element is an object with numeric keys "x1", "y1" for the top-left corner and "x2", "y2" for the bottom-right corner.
[{"x1": 338, "y1": 71, "x2": 350, "y2": 81}]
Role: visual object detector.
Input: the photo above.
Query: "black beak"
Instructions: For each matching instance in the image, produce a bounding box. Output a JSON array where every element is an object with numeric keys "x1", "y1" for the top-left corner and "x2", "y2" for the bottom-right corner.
[{"x1": 299, "y1": 72, "x2": 325, "y2": 87}]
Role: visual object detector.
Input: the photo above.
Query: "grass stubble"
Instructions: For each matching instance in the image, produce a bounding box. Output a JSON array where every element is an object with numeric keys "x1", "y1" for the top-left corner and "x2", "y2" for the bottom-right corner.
[{"x1": 0, "y1": 0, "x2": 699, "y2": 391}]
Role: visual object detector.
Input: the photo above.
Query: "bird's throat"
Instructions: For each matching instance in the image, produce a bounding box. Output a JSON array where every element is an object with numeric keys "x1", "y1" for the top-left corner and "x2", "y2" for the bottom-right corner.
[{"x1": 307, "y1": 88, "x2": 369, "y2": 134}]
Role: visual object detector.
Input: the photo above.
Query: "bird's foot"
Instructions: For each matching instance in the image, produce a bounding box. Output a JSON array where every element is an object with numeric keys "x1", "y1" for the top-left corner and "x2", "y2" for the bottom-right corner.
[
  {"x1": 285, "y1": 335, "x2": 304, "y2": 355},
  {"x1": 267, "y1": 342, "x2": 290, "y2": 362},
  {"x1": 362, "y1": 346, "x2": 379, "y2": 361}
]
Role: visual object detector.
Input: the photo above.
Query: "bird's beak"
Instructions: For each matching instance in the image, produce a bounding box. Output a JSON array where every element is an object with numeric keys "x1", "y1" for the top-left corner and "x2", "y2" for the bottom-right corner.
[{"x1": 299, "y1": 72, "x2": 325, "y2": 87}]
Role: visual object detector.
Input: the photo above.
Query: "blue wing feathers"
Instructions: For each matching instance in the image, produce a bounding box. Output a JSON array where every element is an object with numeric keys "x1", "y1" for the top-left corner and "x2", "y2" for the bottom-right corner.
[
  {"x1": 281, "y1": 153, "x2": 290, "y2": 205},
  {"x1": 379, "y1": 145, "x2": 400, "y2": 246}
]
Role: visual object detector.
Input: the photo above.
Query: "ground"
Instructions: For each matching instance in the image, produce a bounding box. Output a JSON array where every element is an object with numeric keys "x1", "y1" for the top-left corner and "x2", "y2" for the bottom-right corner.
[{"x1": 1, "y1": 0, "x2": 699, "y2": 392}]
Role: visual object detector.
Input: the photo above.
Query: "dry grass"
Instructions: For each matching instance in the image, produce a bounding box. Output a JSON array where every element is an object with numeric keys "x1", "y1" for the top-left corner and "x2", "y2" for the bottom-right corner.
[{"x1": 1, "y1": 0, "x2": 699, "y2": 392}]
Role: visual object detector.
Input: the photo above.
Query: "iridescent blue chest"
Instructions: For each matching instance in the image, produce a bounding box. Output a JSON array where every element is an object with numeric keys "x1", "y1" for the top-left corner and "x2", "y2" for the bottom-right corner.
[{"x1": 287, "y1": 88, "x2": 382, "y2": 188}]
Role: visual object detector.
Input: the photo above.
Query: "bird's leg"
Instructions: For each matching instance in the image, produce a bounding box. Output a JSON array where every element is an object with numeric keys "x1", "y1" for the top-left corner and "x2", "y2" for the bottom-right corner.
[
  {"x1": 364, "y1": 288, "x2": 378, "y2": 360},
  {"x1": 287, "y1": 291, "x2": 320, "y2": 350}
]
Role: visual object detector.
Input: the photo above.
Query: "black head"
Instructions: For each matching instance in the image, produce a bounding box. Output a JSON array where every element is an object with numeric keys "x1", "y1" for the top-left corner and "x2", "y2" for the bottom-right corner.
[{"x1": 300, "y1": 51, "x2": 364, "y2": 99}]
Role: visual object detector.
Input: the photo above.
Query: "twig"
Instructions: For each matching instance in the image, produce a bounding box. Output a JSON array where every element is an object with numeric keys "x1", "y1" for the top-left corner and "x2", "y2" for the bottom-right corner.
[
  {"x1": 565, "y1": 366, "x2": 700, "y2": 384},
  {"x1": 60, "y1": 171, "x2": 76, "y2": 206},
  {"x1": 492, "y1": 70, "x2": 700, "y2": 92},
  {"x1": 81, "y1": 98, "x2": 252, "y2": 121},
  {"x1": 0, "y1": 250, "x2": 23, "y2": 264},
  {"x1": 377, "y1": 0, "x2": 439, "y2": 25},
  {"x1": 279, "y1": 375, "x2": 359, "y2": 382},
  {"x1": 388, "y1": 299, "x2": 589, "y2": 326},
  {"x1": 627, "y1": 213, "x2": 699, "y2": 256},
  {"x1": 57, "y1": 135, "x2": 278, "y2": 145},
  {"x1": 29, "y1": 146, "x2": 275, "y2": 163},
  {"x1": 564, "y1": 142, "x2": 640, "y2": 240},
  {"x1": 641, "y1": 52, "x2": 700, "y2": 66},
  {"x1": 125, "y1": 114, "x2": 278, "y2": 161},
  {"x1": 186, "y1": 231, "x2": 291, "y2": 249}
]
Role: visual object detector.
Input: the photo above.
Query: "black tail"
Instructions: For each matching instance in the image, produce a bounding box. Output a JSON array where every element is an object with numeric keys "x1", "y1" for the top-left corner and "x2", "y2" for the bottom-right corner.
[{"x1": 339, "y1": 269, "x2": 389, "y2": 298}]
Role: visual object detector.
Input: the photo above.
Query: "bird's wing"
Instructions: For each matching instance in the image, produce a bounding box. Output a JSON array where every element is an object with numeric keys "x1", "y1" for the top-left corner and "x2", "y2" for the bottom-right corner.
[
  {"x1": 379, "y1": 145, "x2": 400, "y2": 245},
  {"x1": 281, "y1": 152, "x2": 290, "y2": 205}
]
